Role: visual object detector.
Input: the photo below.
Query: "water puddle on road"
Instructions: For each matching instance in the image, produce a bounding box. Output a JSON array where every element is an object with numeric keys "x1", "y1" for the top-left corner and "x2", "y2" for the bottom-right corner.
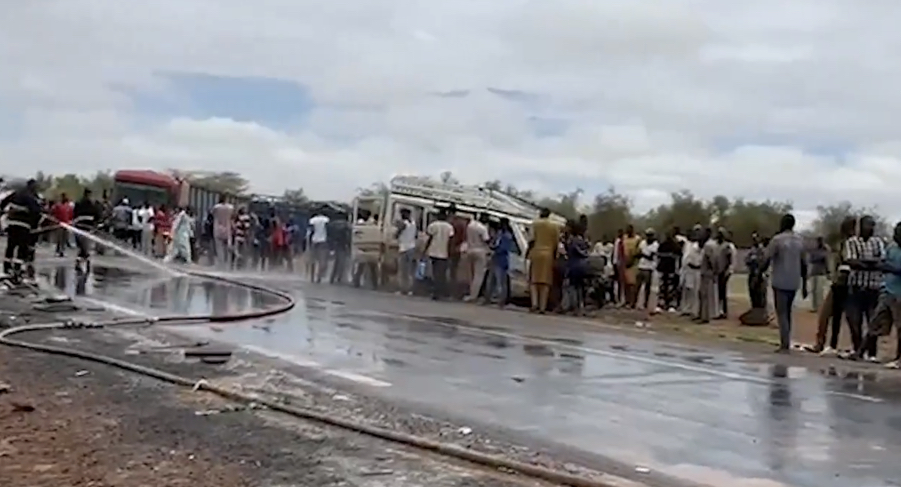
[{"x1": 36, "y1": 264, "x2": 283, "y2": 317}]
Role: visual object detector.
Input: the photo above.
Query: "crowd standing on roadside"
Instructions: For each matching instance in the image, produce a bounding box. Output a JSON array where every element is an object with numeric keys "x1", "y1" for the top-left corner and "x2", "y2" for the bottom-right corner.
[{"x1": 14, "y1": 190, "x2": 901, "y2": 368}]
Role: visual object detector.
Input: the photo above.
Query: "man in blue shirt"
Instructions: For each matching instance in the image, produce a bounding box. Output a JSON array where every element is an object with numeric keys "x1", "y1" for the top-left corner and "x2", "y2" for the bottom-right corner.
[
  {"x1": 484, "y1": 218, "x2": 514, "y2": 308},
  {"x1": 856, "y1": 222, "x2": 901, "y2": 368}
]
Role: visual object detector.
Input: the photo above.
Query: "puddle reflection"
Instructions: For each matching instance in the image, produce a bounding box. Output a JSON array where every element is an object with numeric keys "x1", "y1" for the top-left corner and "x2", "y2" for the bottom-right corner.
[{"x1": 39, "y1": 265, "x2": 282, "y2": 316}]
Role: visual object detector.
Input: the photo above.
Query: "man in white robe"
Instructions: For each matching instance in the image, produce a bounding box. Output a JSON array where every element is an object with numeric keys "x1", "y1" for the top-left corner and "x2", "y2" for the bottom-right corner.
[
  {"x1": 680, "y1": 225, "x2": 703, "y2": 316},
  {"x1": 164, "y1": 207, "x2": 193, "y2": 264}
]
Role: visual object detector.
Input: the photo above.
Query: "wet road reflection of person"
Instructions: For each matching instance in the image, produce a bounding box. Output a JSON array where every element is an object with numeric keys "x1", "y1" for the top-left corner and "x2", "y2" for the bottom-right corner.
[
  {"x1": 44, "y1": 265, "x2": 90, "y2": 296},
  {"x1": 764, "y1": 364, "x2": 798, "y2": 474}
]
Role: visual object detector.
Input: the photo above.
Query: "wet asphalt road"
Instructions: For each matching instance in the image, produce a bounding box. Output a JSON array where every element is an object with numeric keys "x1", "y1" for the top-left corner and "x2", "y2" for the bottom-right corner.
[{"x1": 37, "y1": 263, "x2": 901, "y2": 487}]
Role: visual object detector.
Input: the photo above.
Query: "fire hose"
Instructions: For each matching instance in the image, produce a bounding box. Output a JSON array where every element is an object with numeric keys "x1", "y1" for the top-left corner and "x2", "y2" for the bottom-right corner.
[{"x1": 0, "y1": 268, "x2": 632, "y2": 487}]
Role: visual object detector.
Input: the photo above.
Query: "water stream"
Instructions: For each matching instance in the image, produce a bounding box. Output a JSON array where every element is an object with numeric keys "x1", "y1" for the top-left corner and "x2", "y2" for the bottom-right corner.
[{"x1": 59, "y1": 222, "x2": 183, "y2": 277}]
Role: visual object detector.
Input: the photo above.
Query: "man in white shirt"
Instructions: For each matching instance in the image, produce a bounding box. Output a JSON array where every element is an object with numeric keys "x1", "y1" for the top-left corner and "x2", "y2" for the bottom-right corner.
[
  {"x1": 308, "y1": 210, "x2": 330, "y2": 283},
  {"x1": 680, "y1": 225, "x2": 703, "y2": 316},
  {"x1": 425, "y1": 208, "x2": 454, "y2": 300},
  {"x1": 463, "y1": 213, "x2": 491, "y2": 301},
  {"x1": 636, "y1": 229, "x2": 659, "y2": 310},
  {"x1": 394, "y1": 208, "x2": 418, "y2": 294},
  {"x1": 211, "y1": 196, "x2": 234, "y2": 268},
  {"x1": 134, "y1": 202, "x2": 155, "y2": 255}
]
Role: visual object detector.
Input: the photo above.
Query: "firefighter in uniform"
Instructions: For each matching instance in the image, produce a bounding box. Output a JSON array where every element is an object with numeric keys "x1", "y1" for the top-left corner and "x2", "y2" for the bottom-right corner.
[
  {"x1": 0, "y1": 179, "x2": 44, "y2": 281},
  {"x1": 72, "y1": 188, "x2": 101, "y2": 273}
]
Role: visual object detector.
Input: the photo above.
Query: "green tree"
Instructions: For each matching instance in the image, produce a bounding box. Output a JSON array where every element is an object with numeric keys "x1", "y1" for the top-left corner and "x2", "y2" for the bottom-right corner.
[
  {"x1": 725, "y1": 199, "x2": 793, "y2": 247},
  {"x1": 812, "y1": 202, "x2": 889, "y2": 248},
  {"x1": 642, "y1": 190, "x2": 712, "y2": 235},
  {"x1": 586, "y1": 187, "x2": 632, "y2": 242},
  {"x1": 281, "y1": 188, "x2": 308, "y2": 205}
]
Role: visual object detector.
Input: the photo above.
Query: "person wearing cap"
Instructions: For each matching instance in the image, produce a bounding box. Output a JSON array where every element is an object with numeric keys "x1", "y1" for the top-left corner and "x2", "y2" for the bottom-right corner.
[
  {"x1": 110, "y1": 197, "x2": 133, "y2": 244},
  {"x1": 635, "y1": 228, "x2": 659, "y2": 310}
]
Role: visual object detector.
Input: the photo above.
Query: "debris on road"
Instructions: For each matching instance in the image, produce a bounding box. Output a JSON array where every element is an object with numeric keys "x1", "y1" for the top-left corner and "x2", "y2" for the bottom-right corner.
[
  {"x1": 75, "y1": 370, "x2": 90, "y2": 377},
  {"x1": 10, "y1": 401, "x2": 35, "y2": 413}
]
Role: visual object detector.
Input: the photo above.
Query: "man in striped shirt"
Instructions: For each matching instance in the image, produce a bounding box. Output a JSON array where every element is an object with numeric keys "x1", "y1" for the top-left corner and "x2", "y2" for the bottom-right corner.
[
  {"x1": 233, "y1": 207, "x2": 252, "y2": 269},
  {"x1": 843, "y1": 215, "x2": 885, "y2": 361}
]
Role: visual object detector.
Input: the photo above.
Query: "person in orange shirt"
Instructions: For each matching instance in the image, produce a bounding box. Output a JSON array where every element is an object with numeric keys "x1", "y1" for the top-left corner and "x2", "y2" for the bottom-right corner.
[
  {"x1": 50, "y1": 193, "x2": 73, "y2": 257},
  {"x1": 152, "y1": 205, "x2": 172, "y2": 258},
  {"x1": 527, "y1": 208, "x2": 561, "y2": 313}
]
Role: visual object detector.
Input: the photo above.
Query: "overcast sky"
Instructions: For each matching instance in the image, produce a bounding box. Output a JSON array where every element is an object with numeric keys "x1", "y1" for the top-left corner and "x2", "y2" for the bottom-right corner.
[{"x1": 2, "y1": 0, "x2": 901, "y2": 222}]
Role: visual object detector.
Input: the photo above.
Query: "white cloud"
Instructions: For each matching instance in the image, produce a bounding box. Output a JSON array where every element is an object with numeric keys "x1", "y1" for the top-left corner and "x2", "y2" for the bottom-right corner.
[{"x1": 2, "y1": 0, "x2": 901, "y2": 222}]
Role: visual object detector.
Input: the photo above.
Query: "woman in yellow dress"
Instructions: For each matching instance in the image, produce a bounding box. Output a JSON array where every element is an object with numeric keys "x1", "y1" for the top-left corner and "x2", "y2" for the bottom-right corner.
[
  {"x1": 620, "y1": 225, "x2": 642, "y2": 307},
  {"x1": 527, "y1": 208, "x2": 560, "y2": 313}
]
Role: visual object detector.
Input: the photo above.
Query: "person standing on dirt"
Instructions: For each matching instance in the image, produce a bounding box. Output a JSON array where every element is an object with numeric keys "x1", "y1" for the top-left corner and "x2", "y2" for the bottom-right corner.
[
  {"x1": 656, "y1": 228, "x2": 682, "y2": 312},
  {"x1": 696, "y1": 227, "x2": 719, "y2": 324},
  {"x1": 0, "y1": 178, "x2": 44, "y2": 281},
  {"x1": 763, "y1": 214, "x2": 808, "y2": 353},
  {"x1": 714, "y1": 228, "x2": 734, "y2": 319},
  {"x1": 612, "y1": 228, "x2": 625, "y2": 305},
  {"x1": 806, "y1": 217, "x2": 856, "y2": 356},
  {"x1": 843, "y1": 215, "x2": 885, "y2": 361},
  {"x1": 808, "y1": 236, "x2": 831, "y2": 313},
  {"x1": 635, "y1": 228, "x2": 658, "y2": 310},
  {"x1": 680, "y1": 225, "x2": 703, "y2": 317},
  {"x1": 211, "y1": 195, "x2": 234, "y2": 268},
  {"x1": 72, "y1": 188, "x2": 101, "y2": 273},
  {"x1": 745, "y1": 232, "x2": 768, "y2": 309},
  {"x1": 855, "y1": 222, "x2": 901, "y2": 368}
]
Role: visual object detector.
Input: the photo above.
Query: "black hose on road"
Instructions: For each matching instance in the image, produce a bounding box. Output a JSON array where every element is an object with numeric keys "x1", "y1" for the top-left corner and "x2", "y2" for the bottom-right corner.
[{"x1": 0, "y1": 268, "x2": 636, "y2": 487}]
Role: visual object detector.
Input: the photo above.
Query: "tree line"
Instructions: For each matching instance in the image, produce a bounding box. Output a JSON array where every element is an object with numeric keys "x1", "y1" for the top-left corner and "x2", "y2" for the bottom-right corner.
[{"x1": 16, "y1": 169, "x2": 887, "y2": 249}]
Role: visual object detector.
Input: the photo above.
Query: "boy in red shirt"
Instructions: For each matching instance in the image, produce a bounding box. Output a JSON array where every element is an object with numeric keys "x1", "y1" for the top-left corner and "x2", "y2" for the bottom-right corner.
[{"x1": 50, "y1": 193, "x2": 73, "y2": 257}]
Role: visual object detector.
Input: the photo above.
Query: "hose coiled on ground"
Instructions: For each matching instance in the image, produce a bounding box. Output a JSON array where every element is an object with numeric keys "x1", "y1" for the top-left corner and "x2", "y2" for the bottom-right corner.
[{"x1": 0, "y1": 268, "x2": 636, "y2": 487}]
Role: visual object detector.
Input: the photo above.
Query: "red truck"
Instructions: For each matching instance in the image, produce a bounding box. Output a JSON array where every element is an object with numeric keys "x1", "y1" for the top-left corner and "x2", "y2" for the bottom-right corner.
[{"x1": 112, "y1": 170, "x2": 247, "y2": 219}]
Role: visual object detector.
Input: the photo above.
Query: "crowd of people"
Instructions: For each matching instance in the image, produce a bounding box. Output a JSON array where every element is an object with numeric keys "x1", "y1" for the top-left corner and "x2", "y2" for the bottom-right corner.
[
  {"x1": 43, "y1": 193, "x2": 345, "y2": 273},
  {"x1": 384, "y1": 207, "x2": 901, "y2": 366},
  {"x1": 4, "y1": 179, "x2": 900, "y2": 368}
]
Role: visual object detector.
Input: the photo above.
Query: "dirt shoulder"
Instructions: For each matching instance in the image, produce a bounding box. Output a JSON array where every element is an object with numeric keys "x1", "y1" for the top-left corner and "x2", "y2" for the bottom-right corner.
[{"x1": 0, "y1": 293, "x2": 557, "y2": 487}]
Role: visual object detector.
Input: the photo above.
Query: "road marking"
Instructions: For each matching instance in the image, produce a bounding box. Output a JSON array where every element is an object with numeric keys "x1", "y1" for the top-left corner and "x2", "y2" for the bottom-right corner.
[
  {"x1": 242, "y1": 345, "x2": 392, "y2": 388},
  {"x1": 393, "y1": 313, "x2": 884, "y2": 403}
]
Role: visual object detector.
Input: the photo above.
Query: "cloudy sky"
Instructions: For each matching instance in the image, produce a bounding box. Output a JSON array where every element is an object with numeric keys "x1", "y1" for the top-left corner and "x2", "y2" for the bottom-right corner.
[{"x1": 2, "y1": 0, "x2": 901, "y2": 220}]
